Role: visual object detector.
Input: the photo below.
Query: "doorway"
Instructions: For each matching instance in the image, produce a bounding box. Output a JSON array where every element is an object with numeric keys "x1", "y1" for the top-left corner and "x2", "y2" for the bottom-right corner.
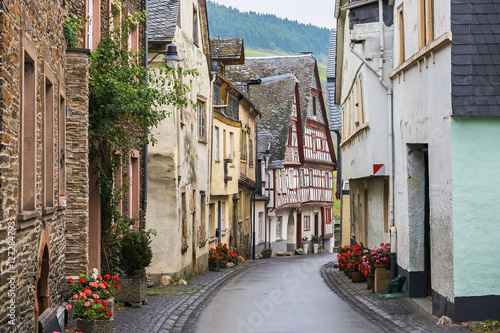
[
  {"x1": 296, "y1": 213, "x2": 302, "y2": 248},
  {"x1": 407, "y1": 144, "x2": 431, "y2": 297}
]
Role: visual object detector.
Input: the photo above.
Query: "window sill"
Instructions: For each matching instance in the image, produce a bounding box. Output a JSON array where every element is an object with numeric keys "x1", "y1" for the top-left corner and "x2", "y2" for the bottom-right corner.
[
  {"x1": 17, "y1": 211, "x2": 40, "y2": 229},
  {"x1": 215, "y1": 159, "x2": 220, "y2": 163},
  {"x1": 209, "y1": 236, "x2": 217, "y2": 243},
  {"x1": 390, "y1": 31, "x2": 452, "y2": 81},
  {"x1": 198, "y1": 138, "x2": 208, "y2": 144}
]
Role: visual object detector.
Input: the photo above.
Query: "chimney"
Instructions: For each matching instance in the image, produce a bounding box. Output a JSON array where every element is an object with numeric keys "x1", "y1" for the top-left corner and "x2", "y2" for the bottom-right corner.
[{"x1": 301, "y1": 52, "x2": 313, "y2": 55}]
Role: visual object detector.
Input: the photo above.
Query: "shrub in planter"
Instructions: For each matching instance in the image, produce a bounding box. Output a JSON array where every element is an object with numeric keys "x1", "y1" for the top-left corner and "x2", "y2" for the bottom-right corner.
[{"x1": 115, "y1": 227, "x2": 154, "y2": 304}]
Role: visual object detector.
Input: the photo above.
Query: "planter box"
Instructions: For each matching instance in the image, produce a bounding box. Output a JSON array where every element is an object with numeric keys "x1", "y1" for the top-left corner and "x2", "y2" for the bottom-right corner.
[
  {"x1": 262, "y1": 252, "x2": 272, "y2": 258},
  {"x1": 76, "y1": 319, "x2": 113, "y2": 333},
  {"x1": 209, "y1": 262, "x2": 220, "y2": 271},
  {"x1": 67, "y1": 298, "x2": 114, "y2": 331},
  {"x1": 115, "y1": 277, "x2": 147, "y2": 304},
  {"x1": 351, "y1": 271, "x2": 367, "y2": 283}
]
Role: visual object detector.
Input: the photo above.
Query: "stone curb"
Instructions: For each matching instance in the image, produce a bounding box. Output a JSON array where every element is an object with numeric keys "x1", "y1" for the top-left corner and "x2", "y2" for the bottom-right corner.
[{"x1": 320, "y1": 262, "x2": 470, "y2": 333}]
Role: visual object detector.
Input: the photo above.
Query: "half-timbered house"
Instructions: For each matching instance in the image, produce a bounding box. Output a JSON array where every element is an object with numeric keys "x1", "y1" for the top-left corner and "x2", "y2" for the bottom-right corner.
[{"x1": 229, "y1": 55, "x2": 337, "y2": 254}]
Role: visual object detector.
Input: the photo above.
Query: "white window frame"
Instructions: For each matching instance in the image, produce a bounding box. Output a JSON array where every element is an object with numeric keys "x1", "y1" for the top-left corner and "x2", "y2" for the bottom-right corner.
[
  {"x1": 276, "y1": 216, "x2": 282, "y2": 239},
  {"x1": 214, "y1": 126, "x2": 220, "y2": 162}
]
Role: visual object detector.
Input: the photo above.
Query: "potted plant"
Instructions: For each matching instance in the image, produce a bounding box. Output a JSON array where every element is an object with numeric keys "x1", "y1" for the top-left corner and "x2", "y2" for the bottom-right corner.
[
  {"x1": 262, "y1": 247, "x2": 272, "y2": 258},
  {"x1": 114, "y1": 226, "x2": 154, "y2": 305},
  {"x1": 372, "y1": 243, "x2": 391, "y2": 270},
  {"x1": 349, "y1": 243, "x2": 367, "y2": 283},
  {"x1": 208, "y1": 244, "x2": 231, "y2": 270},
  {"x1": 311, "y1": 234, "x2": 322, "y2": 254},
  {"x1": 361, "y1": 249, "x2": 375, "y2": 290},
  {"x1": 67, "y1": 273, "x2": 119, "y2": 332},
  {"x1": 301, "y1": 236, "x2": 309, "y2": 254}
]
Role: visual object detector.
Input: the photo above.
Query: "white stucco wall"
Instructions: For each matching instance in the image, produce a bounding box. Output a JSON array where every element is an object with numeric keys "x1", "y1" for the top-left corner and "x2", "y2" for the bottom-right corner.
[
  {"x1": 392, "y1": 0, "x2": 453, "y2": 300},
  {"x1": 147, "y1": 0, "x2": 211, "y2": 278}
]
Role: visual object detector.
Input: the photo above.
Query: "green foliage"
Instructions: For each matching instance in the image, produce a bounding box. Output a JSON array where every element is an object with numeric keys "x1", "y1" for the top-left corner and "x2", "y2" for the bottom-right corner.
[
  {"x1": 89, "y1": 4, "x2": 197, "y2": 274},
  {"x1": 311, "y1": 234, "x2": 323, "y2": 243},
  {"x1": 63, "y1": 16, "x2": 88, "y2": 48},
  {"x1": 207, "y1": 2, "x2": 330, "y2": 60},
  {"x1": 119, "y1": 227, "x2": 154, "y2": 277},
  {"x1": 334, "y1": 227, "x2": 340, "y2": 234}
]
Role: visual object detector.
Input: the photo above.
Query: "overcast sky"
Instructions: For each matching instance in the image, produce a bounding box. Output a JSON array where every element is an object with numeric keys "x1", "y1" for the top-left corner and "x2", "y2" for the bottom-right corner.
[{"x1": 209, "y1": 0, "x2": 336, "y2": 29}]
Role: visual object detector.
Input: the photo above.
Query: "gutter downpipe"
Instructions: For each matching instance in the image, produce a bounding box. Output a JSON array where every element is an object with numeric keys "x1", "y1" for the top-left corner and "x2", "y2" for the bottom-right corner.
[
  {"x1": 143, "y1": 0, "x2": 149, "y2": 217},
  {"x1": 349, "y1": 0, "x2": 396, "y2": 279}
]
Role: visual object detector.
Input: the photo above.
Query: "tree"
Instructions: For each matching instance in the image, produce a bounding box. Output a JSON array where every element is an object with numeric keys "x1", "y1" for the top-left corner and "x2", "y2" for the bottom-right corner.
[{"x1": 89, "y1": 4, "x2": 197, "y2": 274}]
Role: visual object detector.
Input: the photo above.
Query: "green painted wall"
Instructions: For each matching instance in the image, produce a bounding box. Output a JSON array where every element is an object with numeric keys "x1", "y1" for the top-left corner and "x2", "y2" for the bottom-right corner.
[{"x1": 452, "y1": 116, "x2": 500, "y2": 298}]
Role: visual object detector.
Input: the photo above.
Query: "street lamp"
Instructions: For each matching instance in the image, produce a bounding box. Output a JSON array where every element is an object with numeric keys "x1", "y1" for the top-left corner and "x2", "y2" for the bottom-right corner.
[{"x1": 162, "y1": 42, "x2": 181, "y2": 63}]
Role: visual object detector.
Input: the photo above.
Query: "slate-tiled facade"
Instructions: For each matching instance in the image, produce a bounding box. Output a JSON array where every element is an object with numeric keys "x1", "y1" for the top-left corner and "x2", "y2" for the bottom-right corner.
[{"x1": 451, "y1": 0, "x2": 500, "y2": 116}]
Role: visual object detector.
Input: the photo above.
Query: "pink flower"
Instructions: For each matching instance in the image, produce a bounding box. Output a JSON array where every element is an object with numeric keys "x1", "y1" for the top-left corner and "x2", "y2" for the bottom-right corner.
[
  {"x1": 89, "y1": 282, "x2": 98, "y2": 288},
  {"x1": 84, "y1": 302, "x2": 90, "y2": 307},
  {"x1": 84, "y1": 289, "x2": 92, "y2": 296},
  {"x1": 376, "y1": 259, "x2": 380, "y2": 262},
  {"x1": 99, "y1": 283, "x2": 106, "y2": 289},
  {"x1": 73, "y1": 294, "x2": 78, "y2": 299},
  {"x1": 93, "y1": 294, "x2": 99, "y2": 299},
  {"x1": 65, "y1": 304, "x2": 72, "y2": 310}
]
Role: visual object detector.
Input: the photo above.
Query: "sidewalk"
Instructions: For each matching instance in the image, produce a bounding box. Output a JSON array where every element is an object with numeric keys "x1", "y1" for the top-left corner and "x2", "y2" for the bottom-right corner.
[
  {"x1": 320, "y1": 262, "x2": 470, "y2": 333},
  {"x1": 113, "y1": 260, "x2": 263, "y2": 333}
]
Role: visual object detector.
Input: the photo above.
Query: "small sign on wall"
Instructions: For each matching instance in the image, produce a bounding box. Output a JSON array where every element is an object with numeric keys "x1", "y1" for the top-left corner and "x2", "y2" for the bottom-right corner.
[
  {"x1": 268, "y1": 208, "x2": 276, "y2": 216},
  {"x1": 373, "y1": 164, "x2": 385, "y2": 176}
]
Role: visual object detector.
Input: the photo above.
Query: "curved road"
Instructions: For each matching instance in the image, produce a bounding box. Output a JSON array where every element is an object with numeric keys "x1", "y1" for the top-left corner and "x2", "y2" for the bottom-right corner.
[{"x1": 194, "y1": 254, "x2": 384, "y2": 333}]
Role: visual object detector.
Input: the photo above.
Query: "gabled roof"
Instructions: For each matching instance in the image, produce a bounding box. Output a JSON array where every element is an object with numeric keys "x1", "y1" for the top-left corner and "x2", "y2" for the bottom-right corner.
[
  {"x1": 243, "y1": 55, "x2": 317, "y2": 134},
  {"x1": 210, "y1": 38, "x2": 245, "y2": 64},
  {"x1": 225, "y1": 65, "x2": 260, "y2": 85},
  {"x1": 249, "y1": 74, "x2": 299, "y2": 169},
  {"x1": 326, "y1": 29, "x2": 342, "y2": 132},
  {"x1": 148, "y1": 0, "x2": 179, "y2": 42}
]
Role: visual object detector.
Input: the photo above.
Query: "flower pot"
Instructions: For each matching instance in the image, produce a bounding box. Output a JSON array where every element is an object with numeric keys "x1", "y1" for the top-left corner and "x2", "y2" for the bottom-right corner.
[
  {"x1": 76, "y1": 319, "x2": 113, "y2": 333},
  {"x1": 114, "y1": 277, "x2": 147, "y2": 303},
  {"x1": 313, "y1": 243, "x2": 319, "y2": 254},
  {"x1": 303, "y1": 243, "x2": 309, "y2": 254},
  {"x1": 351, "y1": 271, "x2": 367, "y2": 283},
  {"x1": 347, "y1": 271, "x2": 352, "y2": 279},
  {"x1": 262, "y1": 251, "x2": 272, "y2": 258},
  {"x1": 374, "y1": 262, "x2": 390, "y2": 270},
  {"x1": 209, "y1": 262, "x2": 220, "y2": 271},
  {"x1": 219, "y1": 262, "x2": 227, "y2": 268}
]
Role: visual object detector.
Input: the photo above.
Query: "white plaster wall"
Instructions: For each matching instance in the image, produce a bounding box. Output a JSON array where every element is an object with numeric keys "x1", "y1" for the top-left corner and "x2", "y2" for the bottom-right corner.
[
  {"x1": 147, "y1": 0, "x2": 211, "y2": 277},
  {"x1": 392, "y1": 30, "x2": 453, "y2": 300},
  {"x1": 365, "y1": 178, "x2": 390, "y2": 248},
  {"x1": 340, "y1": 21, "x2": 393, "y2": 180}
]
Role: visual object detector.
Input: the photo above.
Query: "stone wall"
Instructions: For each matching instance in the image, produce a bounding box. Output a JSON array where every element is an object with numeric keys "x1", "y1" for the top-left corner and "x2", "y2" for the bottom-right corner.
[
  {"x1": 65, "y1": 49, "x2": 90, "y2": 276},
  {"x1": 0, "y1": 0, "x2": 72, "y2": 331}
]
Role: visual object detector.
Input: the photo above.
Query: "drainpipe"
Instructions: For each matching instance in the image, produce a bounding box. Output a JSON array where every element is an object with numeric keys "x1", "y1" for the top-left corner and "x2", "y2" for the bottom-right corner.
[
  {"x1": 143, "y1": 0, "x2": 149, "y2": 217},
  {"x1": 349, "y1": 0, "x2": 396, "y2": 279},
  {"x1": 333, "y1": 128, "x2": 341, "y2": 246}
]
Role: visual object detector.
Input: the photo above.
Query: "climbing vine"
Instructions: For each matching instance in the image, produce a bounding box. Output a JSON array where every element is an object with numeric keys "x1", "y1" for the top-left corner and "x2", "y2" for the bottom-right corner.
[{"x1": 89, "y1": 4, "x2": 197, "y2": 274}]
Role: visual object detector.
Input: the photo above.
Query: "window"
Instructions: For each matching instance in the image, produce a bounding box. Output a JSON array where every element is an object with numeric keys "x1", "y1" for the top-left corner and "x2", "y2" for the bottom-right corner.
[
  {"x1": 20, "y1": 40, "x2": 37, "y2": 214},
  {"x1": 304, "y1": 216, "x2": 311, "y2": 231},
  {"x1": 300, "y1": 169, "x2": 305, "y2": 187},
  {"x1": 312, "y1": 96, "x2": 317, "y2": 116},
  {"x1": 59, "y1": 93, "x2": 66, "y2": 200},
  {"x1": 200, "y1": 192, "x2": 206, "y2": 243},
  {"x1": 282, "y1": 171, "x2": 287, "y2": 193},
  {"x1": 193, "y1": 6, "x2": 199, "y2": 46},
  {"x1": 258, "y1": 212, "x2": 264, "y2": 241},
  {"x1": 418, "y1": 0, "x2": 433, "y2": 50},
  {"x1": 43, "y1": 70, "x2": 55, "y2": 208},
  {"x1": 309, "y1": 169, "x2": 314, "y2": 187},
  {"x1": 276, "y1": 216, "x2": 282, "y2": 239},
  {"x1": 397, "y1": 4, "x2": 405, "y2": 65},
  {"x1": 289, "y1": 169, "x2": 296, "y2": 189},
  {"x1": 214, "y1": 126, "x2": 220, "y2": 161},
  {"x1": 229, "y1": 132, "x2": 234, "y2": 162},
  {"x1": 209, "y1": 203, "x2": 215, "y2": 237},
  {"x1": 241, "y1": 129, "x2": 247, "y2": 160},
  {"x1": 326, "y1": 172, "x2": 331, "y2": 189},
  {"x1": 249, "y1": 139, "x2": 253, "y2": 167},
  {"x1": 197, "y1": 100, "x2": 206, "y2": 141}
]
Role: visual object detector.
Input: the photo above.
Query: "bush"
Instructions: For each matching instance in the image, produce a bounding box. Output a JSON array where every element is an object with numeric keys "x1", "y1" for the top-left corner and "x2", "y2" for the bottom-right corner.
[{"x1": 119, "y1": 228, "x2": 153, "y2": 277}]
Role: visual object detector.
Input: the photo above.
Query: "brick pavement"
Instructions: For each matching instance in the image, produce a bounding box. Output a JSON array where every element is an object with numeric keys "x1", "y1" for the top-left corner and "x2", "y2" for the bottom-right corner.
[
  {"x1": 113, "y1": 260, "x2": 263, "y2": 333},
  {"x1": 114, "y1": 258, "x2": 471, "y2": 333},
  {"x1": 320, "y1": 262, "x2": 470, "y2": 333}
]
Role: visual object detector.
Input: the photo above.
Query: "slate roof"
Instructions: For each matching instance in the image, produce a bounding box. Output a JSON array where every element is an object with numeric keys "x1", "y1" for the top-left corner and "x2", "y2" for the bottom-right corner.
[
  {"x1": 249, "y1": 74, "x2": 298, "y2": 169},
  {"x1": 244, "y1": 55, "x2": 323, "y2": 134},
  {"x1": 451, "y1": 0, "x2": 500, "y2": 116},
  {"x1": 147, "y1": 0, "x2": 179, "y2": 41},
  {"x1": 210, "y1": 38, "x2": 244, "y2": 60},
  {"x1": 326, "y1": 29, "x2": 342, "y2": 132}
]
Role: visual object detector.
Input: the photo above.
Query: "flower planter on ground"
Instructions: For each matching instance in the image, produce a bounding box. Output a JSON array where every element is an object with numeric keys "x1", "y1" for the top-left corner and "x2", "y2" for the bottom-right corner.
[
  {"x1": 373, "y1": 262, "x2": 390, "y2": 270},
  {"x1": 351, "y1": 271, "x2": 367, "y2": 283},
  {"x1": 115, "y1": 277, "x2": 147, "y2": 304},
  {"x1": 303, "y1": 243, "x2": 309, "y2": 254},
  {"x1": 76, "y1": 319, "x2": 114, "y2": 333},
  {"x1": 262, "y1": 251, "x2": 272, "y2": 259},
  {"x1": 208, "y1": 262, "x2": 220, "y2": 271},
  {"x1": 313, "y1": 243, "x2": 319, "y2": 254}
]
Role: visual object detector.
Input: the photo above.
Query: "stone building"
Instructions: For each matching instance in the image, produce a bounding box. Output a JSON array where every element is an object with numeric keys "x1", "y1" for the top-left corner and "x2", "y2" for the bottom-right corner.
[
  {"x1": 146, "y1": 0, "x2": 212, "y2": 281},
  {"x1": 0, "y1": 0, "x2": 90, "y2": 331}
]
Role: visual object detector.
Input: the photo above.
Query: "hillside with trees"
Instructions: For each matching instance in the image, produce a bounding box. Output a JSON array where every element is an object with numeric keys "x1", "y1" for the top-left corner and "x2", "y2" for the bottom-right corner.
[{"x1": 207, "y1": 1, "x2": 330, "y2": 62}]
